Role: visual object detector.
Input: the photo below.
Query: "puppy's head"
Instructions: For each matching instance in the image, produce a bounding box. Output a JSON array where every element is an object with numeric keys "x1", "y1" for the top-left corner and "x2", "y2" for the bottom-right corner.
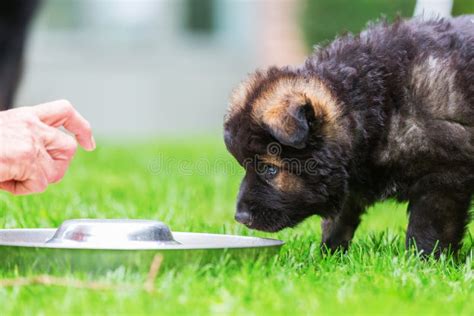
[{"x1": 224, "y1": 67, "x2": 350, "y2": 232}]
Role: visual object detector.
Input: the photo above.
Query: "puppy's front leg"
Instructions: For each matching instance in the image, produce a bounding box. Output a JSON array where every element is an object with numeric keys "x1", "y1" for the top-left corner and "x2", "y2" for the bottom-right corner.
[
  {"x1": 406, "y1": 186, "x2": 471, "y2": 256},
  {"x1": 321, "y1": 199, "x2": 365, "y2": 252}
]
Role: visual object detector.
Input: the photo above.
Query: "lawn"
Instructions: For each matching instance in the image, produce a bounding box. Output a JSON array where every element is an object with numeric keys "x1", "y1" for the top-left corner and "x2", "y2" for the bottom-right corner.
[{"x1": 0, "y1": 137, "x2": 473, "y2": 315}]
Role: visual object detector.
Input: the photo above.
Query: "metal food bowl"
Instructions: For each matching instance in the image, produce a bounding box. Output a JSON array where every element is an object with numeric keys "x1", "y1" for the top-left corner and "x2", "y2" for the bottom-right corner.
[
  {"x1": 0, "y1": 219, "x2": 283, "y2": 273},
  {"x1": 46, "y1": 219, "x2": 178, "y2": 246}
]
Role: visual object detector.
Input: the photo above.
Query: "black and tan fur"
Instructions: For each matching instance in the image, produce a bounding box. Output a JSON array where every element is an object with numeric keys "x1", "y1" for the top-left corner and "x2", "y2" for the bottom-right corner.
[{"x1": 224, "y1": 16, "x2": 474, "y2": 256}]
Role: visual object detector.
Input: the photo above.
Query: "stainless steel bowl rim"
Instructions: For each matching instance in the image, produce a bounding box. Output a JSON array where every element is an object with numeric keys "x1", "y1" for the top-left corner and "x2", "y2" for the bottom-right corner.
[{"x1": 0, "y1": 228, "x2": 284, "y2": 250}]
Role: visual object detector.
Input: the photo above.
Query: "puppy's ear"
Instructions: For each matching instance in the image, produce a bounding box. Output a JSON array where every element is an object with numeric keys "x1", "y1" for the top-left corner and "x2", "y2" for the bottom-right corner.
[
  {"x1": 261, "y1": 93, "x2": 313, "y2": 149},
  {"x1": 254, "y1": 75, "x2": 341, "y2": 149}
]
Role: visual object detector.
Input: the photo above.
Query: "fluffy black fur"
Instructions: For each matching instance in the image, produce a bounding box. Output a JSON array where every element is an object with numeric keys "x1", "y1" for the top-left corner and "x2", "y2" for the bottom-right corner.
[
  {"x1": 224, "y1": 16, "x2": 474, "y2": 256},
  {"x1": 0, "y1": 0, "x2": 39, "y2": 111}
]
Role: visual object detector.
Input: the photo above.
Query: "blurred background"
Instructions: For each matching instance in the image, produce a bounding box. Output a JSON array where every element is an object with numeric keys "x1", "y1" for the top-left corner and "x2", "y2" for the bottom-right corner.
[{"x1": 14, "y1": 0, "x2": 474, "y2": 138}]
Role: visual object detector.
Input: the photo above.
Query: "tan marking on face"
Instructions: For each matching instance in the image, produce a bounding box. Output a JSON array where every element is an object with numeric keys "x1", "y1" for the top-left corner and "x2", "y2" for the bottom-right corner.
[
  {"x1": 251, "y1": 76, "x2": 341, "y2": 139},
  {"x1": 260, "y1": 155, "x2": 304, "y2": 193},
  {"x1": 273, "y1": 171, "x2": 303, "y2": 193},
  {"x1": 260, "y1": 155, "x2": 285, "y2": 168}
]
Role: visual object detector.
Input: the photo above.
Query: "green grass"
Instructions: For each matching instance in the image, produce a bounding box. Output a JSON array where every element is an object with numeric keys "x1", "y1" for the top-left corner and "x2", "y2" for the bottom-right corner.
[{"x1": 0, "y1": 137, "x2": 473, "y2": 315}]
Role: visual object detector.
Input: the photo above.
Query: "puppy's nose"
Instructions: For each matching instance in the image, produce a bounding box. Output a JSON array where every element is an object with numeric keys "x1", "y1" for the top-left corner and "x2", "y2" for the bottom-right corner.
[
  {"x1": 235, "y1": 210, "x2": 252, "y2": 225},
  {"x1": 235, "y1": 200, "x2": 253, "y2": 225}
]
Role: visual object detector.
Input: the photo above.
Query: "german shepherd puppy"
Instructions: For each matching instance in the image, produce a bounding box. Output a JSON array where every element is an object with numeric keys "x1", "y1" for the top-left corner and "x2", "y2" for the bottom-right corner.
[{"x1": 224, "y1": 16, "x2": 474, "y2": 256}]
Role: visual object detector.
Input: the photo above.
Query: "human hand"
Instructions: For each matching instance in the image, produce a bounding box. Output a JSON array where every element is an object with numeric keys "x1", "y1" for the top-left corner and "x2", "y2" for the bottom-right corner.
[{"x1": 0, "y1": 100, "x2": 95, "y2": 195}]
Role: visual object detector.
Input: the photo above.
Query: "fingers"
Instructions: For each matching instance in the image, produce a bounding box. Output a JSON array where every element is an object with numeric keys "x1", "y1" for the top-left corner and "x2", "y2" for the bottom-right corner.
[
  {"x1": 0, "y1": 163, "x2": 49, "y2": 195},
  {"x1": 37, "y1": 146, "x2": 58, "y2": 183},
  {"x1": 0, "y1": 126, "x2": 75, "y2": 195},
  {"x1": 0, "y1": 181, "x2": 20, "y2": 195},
  {"x1": 0, "y1": 100, "x2": 93, "y2": 195},
  {"x1": 39, "y1": 123, "x2": 78, "y2": 183},
  {"x1": 0, "y1": 146, "x2": 63, "y2": 195},
  {"x1": 0, "y1": 147, "x2": 69, "y2": 195},
  {"x1": 30, "y1": 100, "x2": 96, "y2": 151}
]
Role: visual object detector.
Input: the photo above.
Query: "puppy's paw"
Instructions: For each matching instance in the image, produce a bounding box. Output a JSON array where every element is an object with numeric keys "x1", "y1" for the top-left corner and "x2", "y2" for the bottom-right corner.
[
  {"x1": 320, "y1": 218, "x2": 354, "y2": 254},
  {"x1": 320, "y1": 238, "x2": 350, "y2": 255}
]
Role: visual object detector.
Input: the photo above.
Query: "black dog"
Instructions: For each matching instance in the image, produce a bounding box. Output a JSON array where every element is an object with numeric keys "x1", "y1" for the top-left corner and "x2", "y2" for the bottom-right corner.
[
  {"x1": 224, "y1": 16, "x2": 474, "y2": 256},
  {"x1": 0, "y1": 0, "x2": 39, "y2": 111}
]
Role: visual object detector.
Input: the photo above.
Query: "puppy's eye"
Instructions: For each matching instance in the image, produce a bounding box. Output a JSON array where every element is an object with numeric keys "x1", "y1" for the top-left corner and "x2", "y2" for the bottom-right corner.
[{"x1": 264, "y1": 165, "x2": 279, "y2": 181}]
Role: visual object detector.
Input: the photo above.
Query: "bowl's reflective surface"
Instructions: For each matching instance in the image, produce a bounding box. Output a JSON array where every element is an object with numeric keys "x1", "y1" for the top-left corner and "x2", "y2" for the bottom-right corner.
[
  {"x1": 46, "y1": 219, "x2": 177, "y2": 245},
  {"x1": 0, "y1": 219, "x2": 283, "y2": 250},
  {"x1": 0, "y1": 219, "x2": 284, "y2": 273}
]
